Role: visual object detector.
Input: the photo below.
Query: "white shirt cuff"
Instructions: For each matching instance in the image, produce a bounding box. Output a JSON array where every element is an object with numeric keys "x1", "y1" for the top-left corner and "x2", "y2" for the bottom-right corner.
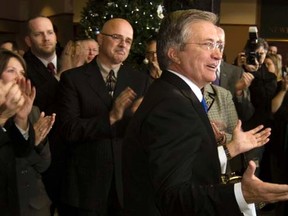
[
  {"x1": 15, "y1": 123, "x2": 29, "y2": 140},
  {"x1": 218, "y1": 146, "x2": 227, "y2": 174},
  {"x1": 234, "y1": 182, "x2": 257, "y2": 216}
]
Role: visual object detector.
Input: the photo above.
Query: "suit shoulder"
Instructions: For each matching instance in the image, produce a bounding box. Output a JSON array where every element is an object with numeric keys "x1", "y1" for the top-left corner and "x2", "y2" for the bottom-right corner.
[
  {"x1": 212, "y1": 84, "x2": 232, "y2": 96},
  {"x1": 223, "y1": 62, "x2": 243, "y2": 73},
  {"x1": 60, "y1": 63, "x2": 95, "y2": 79},
  {"x1": 121, "y1": 63, "x2": 145, "y2": 74}
]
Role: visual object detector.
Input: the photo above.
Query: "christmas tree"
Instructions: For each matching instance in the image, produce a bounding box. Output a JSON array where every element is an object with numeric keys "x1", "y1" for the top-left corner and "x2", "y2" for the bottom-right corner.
[{"x1": 80, "y1": 0, "x2": 164, "y2": 63}]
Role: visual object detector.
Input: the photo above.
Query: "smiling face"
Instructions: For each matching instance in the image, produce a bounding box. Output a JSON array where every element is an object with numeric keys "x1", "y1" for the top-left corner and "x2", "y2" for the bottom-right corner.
[
  {"x1": 25, "y1": 17, "x2": 57, "y2": 59},
  {"x1": 97, "y1": 18, "x2": 133, "y2": 67},
  {"x1": 1, "y1": 57, "x2": 25, "y2": 84},
  {"x1": 168, "y1": 21, "x2": 222, "y2": 88}
]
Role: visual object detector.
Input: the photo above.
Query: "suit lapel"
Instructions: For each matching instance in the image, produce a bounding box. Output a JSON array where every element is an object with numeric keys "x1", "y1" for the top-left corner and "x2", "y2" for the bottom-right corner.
[
  {"x1": 204, "y1": 84, "x2": 216, "y2": 112},
  {"x1": 84, "y1": 61, "x2": 113, "y2": 107},
  {"x1": 25, "y1": 51, "x2": 58, "y2": 82},
  {"x1": 113, "y1": 66, "x2": 128, "y2": 98},
  {"x1": 161, "y1": 71, "x2": 214, "y2": 135}
]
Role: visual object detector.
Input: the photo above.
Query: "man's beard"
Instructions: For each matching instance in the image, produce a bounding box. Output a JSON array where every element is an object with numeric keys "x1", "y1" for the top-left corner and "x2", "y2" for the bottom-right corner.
[{"x1": 32, "y1": 46, "x2": 56, "y2": 58}]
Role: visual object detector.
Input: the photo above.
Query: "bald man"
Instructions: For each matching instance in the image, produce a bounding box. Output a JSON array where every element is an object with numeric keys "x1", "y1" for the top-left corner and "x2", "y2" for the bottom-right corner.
[{"x1": 56, "y1": 18, "x2": 151, "y2": 215}]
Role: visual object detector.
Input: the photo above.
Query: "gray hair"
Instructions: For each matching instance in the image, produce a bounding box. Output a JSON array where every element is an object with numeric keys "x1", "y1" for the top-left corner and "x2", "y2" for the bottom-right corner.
[{"x1": 157, "y1": 9, "x2": 218, "y2": 70}]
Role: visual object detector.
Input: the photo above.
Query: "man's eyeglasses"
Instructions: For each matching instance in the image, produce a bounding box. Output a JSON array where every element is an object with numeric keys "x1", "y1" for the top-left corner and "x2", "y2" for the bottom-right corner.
[
  {"x1": 101, "y1": 33, "x2": 133, "y2": 45},
  {"x1": 146, "y1": 51, "x2": 157, "y2": 56},
  {"x1": 185, "y1": 41, "x2": 224, "y2": 53}
]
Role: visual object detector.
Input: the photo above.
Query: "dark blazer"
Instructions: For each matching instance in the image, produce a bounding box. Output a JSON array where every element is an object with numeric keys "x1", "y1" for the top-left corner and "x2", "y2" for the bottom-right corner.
[
  {"x1": 0, "y1": 121, "x2": 35, "y2": 216},
  {"x1": 16, "y1": 107, "x2": 51, "y2": 216},
  {"x1": 122, "y1": 71, "x2": 243, "y2": 216},
  {"x1": 23, "y1": 50, "x2": 59, "y2": 115},
  {"x1": 219, "y1": 61, "x2": 254, "y2": 121},
  {"x1": 56, "y1": 58, "x2": 151, "y2": 213}
]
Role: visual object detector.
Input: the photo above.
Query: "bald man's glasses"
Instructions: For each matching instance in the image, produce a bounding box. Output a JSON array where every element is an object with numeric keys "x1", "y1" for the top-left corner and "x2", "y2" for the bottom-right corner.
[
  {"x1": 185, "y1": 41, "x2": 224, "y2": 53},
  {"x1": 101, "y1": 33, "x2": 132, "y2": 45}
]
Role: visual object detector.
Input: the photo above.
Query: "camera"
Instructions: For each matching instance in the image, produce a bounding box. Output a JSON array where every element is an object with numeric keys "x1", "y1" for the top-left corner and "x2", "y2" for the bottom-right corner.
[{"x1": 245, "y1": 26, "x2": 259, "y2": 65}]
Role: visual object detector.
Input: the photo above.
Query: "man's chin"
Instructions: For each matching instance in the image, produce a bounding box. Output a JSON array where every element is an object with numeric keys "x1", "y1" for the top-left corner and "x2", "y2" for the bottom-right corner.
[
  {"x1": 37, "y1": 49, "x2": 56, "y2": 58},
  {"x1": 113, "y1": 56, "x2": 128, "y2": 64}
]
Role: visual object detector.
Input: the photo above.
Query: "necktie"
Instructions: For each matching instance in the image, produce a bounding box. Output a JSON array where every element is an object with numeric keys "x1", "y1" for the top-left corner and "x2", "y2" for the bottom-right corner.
[
  {"x1": 106, "y1": 70, "x2": 117, "y2": 96},
  {"x1": 212, "y1": 71, "x2": 220, "y2": 86},
  {"x1": 47, "y1": 62, "x2": 56, "y2": 76},
  {"x1": 201, "y1": 97, "x2": 208, "y2": 113}
]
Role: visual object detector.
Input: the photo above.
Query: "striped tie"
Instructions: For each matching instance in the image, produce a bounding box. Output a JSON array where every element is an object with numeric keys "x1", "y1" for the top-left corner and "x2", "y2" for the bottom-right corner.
[{"x1": 106, "y1": 70, "x2": 117, "y2": 96}]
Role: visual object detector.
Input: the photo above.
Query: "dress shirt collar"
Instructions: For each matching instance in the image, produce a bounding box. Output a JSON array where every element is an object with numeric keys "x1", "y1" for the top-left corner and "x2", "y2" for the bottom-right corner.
[
  {"x1": 36, "y1": 54, "x2": 57, "y2": 71},
  {"x1": 168, "y1": 70, "x2": 203, "y2": 102},
  {"x1": 96, "y1": 57, "x2": 120, "y2": 78}
]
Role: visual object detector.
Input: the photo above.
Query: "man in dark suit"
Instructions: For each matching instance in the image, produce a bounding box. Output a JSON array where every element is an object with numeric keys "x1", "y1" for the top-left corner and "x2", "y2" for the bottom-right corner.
[
  {"x1": 56, "y1": 18, "x2": 151, "y2": 215},
  {"x1": 23, "y1": 16, "x2": 61, "y2": 215},
  {"x1": 23, "y1": 16, "x2": 59, "y2": 115},
  {"x1": 122, "y1": 9, "x2": 288, "y2": 216}
]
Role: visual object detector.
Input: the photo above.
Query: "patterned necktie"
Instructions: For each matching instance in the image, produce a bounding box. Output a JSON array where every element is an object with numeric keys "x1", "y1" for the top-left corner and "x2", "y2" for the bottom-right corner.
[
  {"x1": 106, "y1": 70, "x2": 117, "y2": 96},
  {"x1": 47, "y1": 62, "x2": 56, "y2": 76}
]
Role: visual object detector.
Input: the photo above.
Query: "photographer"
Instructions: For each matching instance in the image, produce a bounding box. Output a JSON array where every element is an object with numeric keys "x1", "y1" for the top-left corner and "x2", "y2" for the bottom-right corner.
[
  {"x1": 235, "y1": 37, "x2": 278, "y2": 179},
  {"x1": 235, "y1": 38, "x2": 268, "y2": 72}
]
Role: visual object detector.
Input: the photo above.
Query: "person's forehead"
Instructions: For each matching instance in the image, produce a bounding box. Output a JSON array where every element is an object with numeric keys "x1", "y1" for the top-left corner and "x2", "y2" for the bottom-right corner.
[
  {"x1": 30, "y1": 18, "x2": 53, "y2": 31},
  {"x1": 257, "y1": 46, "x2": 266, "y2": 52},
  {"x1": 7, "y1": 57, "x2": 22, "y2": 67},
  {"x1": 87, "y1": 41, "x2": 98, "y2": 47},
  {"x1": 105, "y1": 20, "x2": 133, "y2": 37},
  {"x1": 1, "y1": 42, "x2": 13, "y2": 49},
  {"x1": 188, "y1": 21, "x2": 218, "y2": 40}
]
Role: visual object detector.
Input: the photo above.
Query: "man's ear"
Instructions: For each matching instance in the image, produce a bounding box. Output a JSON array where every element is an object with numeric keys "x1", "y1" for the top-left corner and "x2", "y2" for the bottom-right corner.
[
  {"x1": 167, "y1": 47, "x2": 181, "y2": 64},
  {"x1": 24, "y1": 36, "x2": 31, "y2": 47},
  {"x1": 97, "y1": 34, "x2": 102, "y2": 46}
]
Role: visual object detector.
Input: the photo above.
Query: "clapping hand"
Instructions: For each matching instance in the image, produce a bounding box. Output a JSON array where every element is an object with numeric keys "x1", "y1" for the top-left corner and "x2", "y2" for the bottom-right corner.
[
  {"x1": 131, "y1": 97, "x2": 143, "y2": 113},
  {"x1": 109, "y1": 87, "x2": 137, "y2": 125},
  {"x1": 211, "y1": 121, "x2": 226, "y2": 145},
  {"x1": 33, "y1": 112, "x2": 56, "y2": 145},
  {"x1": 0, "y1": 81, "x2": 25, "y2": 126},
  {"x1": 14, "y1": 78, "x2": 36, "y2": 130}
]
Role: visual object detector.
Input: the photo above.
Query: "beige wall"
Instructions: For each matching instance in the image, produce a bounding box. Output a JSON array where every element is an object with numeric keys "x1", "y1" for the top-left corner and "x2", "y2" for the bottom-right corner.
[
  {"x1": 220, "y1": 0, "x2": 258, "y2": 25},
  {"x1": 0, "y1": 0, "x2": 74, "y2": 50},
  {"x1": 73, "y1": 0, "x2": 88, "y2": 23},
  {"x1": 220, "y1": 0, "x2": 258, "y2": 64}
]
